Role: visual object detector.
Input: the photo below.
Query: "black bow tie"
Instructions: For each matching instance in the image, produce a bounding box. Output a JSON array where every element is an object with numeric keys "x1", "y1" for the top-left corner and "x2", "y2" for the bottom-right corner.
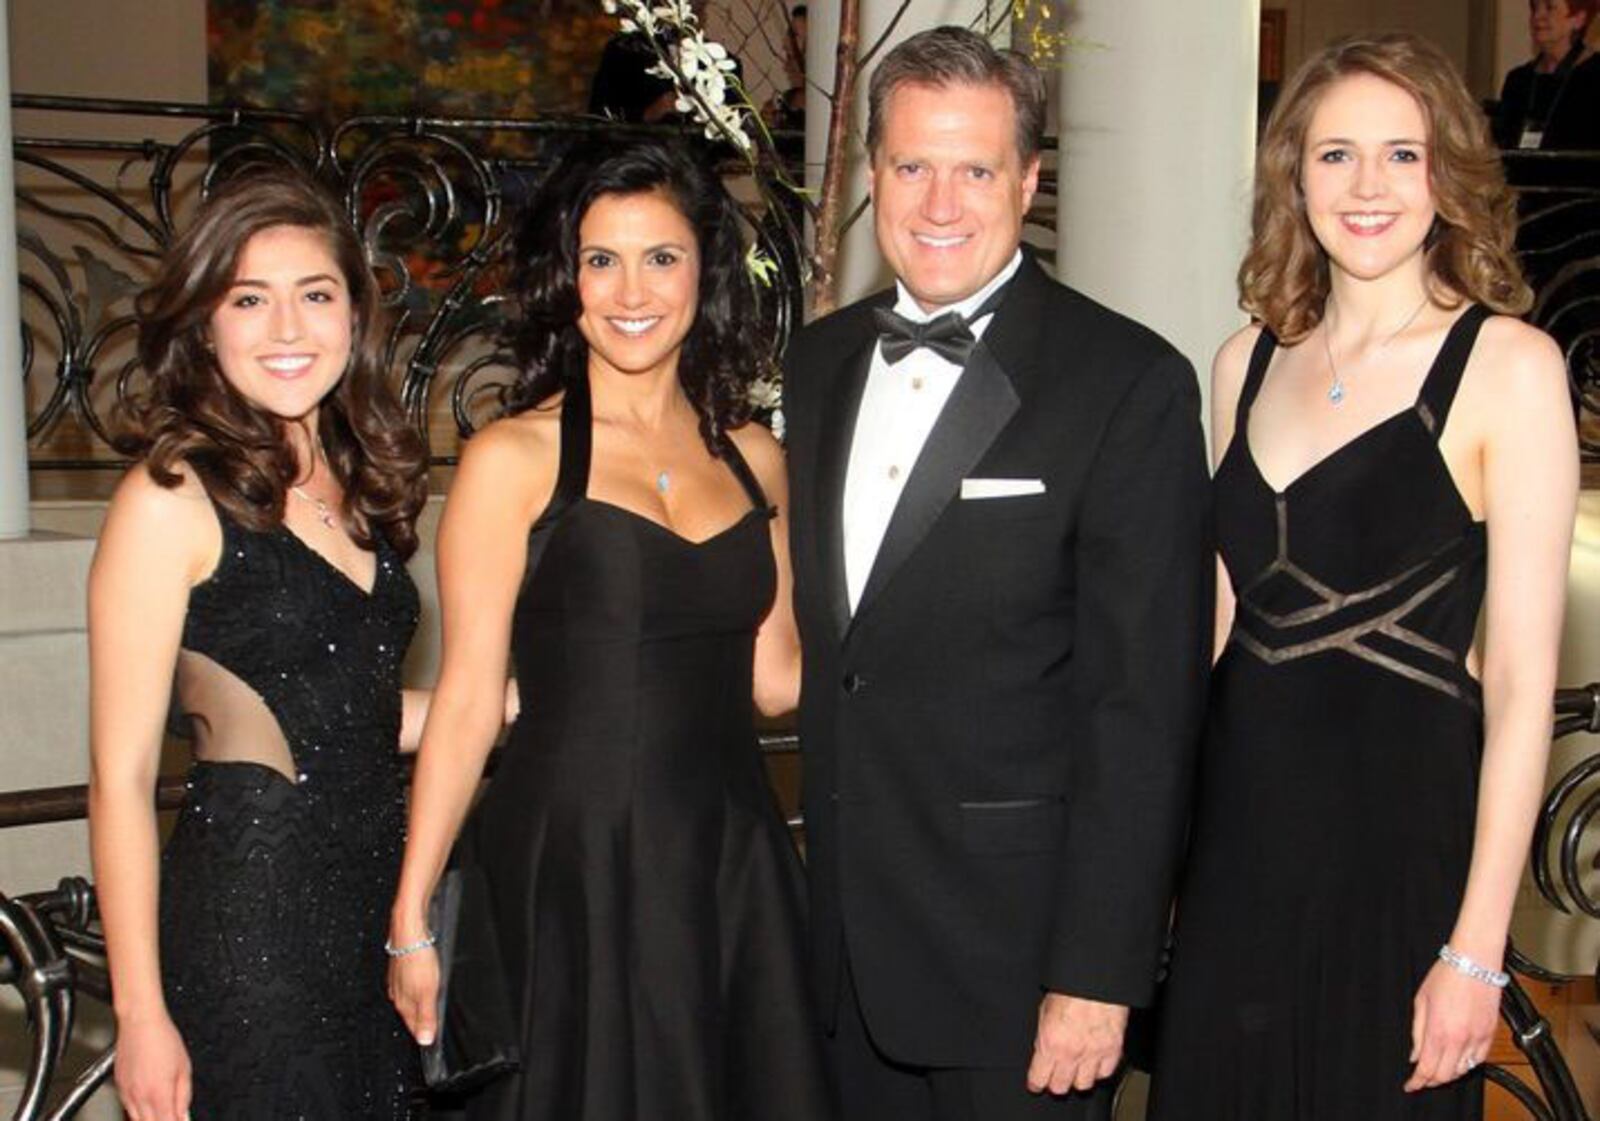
[{"x1": 872, "y1": 281, "x2": 1012, "y2": 367}]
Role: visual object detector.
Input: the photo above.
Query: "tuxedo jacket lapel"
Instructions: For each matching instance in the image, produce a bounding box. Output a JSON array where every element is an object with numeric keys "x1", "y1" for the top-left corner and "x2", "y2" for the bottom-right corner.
[
  {"x1": 852, "y1": 337, "x2": 1020, "y2": 627},
  {"x1": 814, "y1": 335, "x2": 875, "y2": 640}
]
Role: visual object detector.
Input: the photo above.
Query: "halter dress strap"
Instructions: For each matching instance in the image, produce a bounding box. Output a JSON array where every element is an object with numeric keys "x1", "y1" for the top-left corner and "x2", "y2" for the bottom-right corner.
[
  {"x1": 717, "y1": 429, "x2": 774, "y2": 515},
  {"x1": 1414, "y1": 304, "x2": 1491, "y2": 441},
  {"x1": 528, "y1": 379, "x2": 593, "y2": 538}
]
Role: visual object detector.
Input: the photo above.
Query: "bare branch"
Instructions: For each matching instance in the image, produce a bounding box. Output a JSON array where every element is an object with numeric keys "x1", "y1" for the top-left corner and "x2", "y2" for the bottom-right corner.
[
  {"x1": 809, "y1": 0, "x2": 863, "y2": 315},
  {"x1": 837, "y1": 192, "x2": 871, "y2": 238},
  {"x1": 857, "y1": 0, "x2": 917, "y2": 72}
]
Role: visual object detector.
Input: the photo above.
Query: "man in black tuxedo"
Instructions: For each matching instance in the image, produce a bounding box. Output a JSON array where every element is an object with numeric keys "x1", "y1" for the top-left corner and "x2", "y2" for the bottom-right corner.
[{"x1": 783, "y1": 27, "x2": 1211, "y2": 1121}]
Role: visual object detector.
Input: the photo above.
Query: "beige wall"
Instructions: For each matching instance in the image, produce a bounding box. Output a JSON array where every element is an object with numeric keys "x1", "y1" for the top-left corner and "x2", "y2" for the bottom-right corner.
[
  {"x1": 1274, "y1": 0, "x2": 1478, "y2": 90},
  {"x1": 12, "y1": 0, "x2": 206, "y2": 103},
  {"x1": 1496, "y1": 0, "x2": 1534, "y2": 89}
]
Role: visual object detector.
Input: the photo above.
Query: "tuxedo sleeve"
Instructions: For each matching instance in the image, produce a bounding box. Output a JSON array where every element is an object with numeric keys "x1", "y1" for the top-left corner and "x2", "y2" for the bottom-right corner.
[{"x1": 1045, "y1": 349, "x2": 1212, "y2": 1007}]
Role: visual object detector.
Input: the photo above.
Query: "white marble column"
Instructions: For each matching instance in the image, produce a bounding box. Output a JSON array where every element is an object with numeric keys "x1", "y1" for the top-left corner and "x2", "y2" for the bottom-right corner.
[
  {"x1": 0, "y1": 8, "x2": 28, "y2": 540},
  {"x1": 804, "y1": 0, "x2": 1005, "y2": 308},
  {"x1": 1055, "y1": 0, "x2": 1260, "y2": 423}
]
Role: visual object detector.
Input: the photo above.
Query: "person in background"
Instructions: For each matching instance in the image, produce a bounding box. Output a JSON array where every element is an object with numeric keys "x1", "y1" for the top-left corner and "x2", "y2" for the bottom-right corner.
[
  {"x1": 1493, "y1": 0, "x2": 1600, "y2": 150},
  {"x1": 1150, "y1": 33, "x2": 1577, "y2": 1121},
  {"x1": 89, "y1": 168, "x2": 430, "y2": 1121}
]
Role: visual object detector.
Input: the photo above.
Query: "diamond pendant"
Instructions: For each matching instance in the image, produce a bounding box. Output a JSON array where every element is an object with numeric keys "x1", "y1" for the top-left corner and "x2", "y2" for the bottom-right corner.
[
  {"x1": 1327, "y1": 379, "x2": 1346, "y2": 406},
  {"x1": 655, "y1": 471, "x2": 671, "y2": 494}
]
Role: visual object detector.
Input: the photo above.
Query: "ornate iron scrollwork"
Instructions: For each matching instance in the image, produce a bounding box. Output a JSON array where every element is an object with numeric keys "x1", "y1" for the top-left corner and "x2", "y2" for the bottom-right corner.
[
  {"x1": 1479, "y1": 684, "x2": 1600, "y2": 1121},
  {"x1": 1504, "y1": 150, "x2": 1600, "y2": 465},
  {"x1": 14, "y1": 95, "x2": 807, "y2": 470},
  {"x1": 0, "y1": 877, "x2": 111, "y2": 1121}
]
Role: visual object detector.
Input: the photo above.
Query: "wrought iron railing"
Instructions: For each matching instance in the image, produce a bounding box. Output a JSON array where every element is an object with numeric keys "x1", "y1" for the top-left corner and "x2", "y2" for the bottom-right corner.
[
  {"x1": 16, "y1": 97, "x2": 1588, "y2": 474},
  {"x1": 3, "y1": 700, "x2": 1597, "y2": 1119},
  {"x1": 12, "y1": 94, "x2": 808, "y2": 471},
  {"x1": 1485, "y1": 683, "x2": 1600, "y2": 1121},
  {"x1": 1502, "y1": 151, "x2": 1600, "y2": 465}
]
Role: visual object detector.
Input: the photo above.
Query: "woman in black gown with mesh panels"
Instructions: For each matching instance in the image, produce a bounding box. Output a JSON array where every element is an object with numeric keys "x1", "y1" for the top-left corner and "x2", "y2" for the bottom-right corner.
[
  {"x1": 88, "y1": 170, "x2": 429, "y2": 1121},
  {"x1": 1148, "y1": 34, "x2": 1578, "y2": 1121},
  {"x1": 387, "y1": 137, "x2": 831, "y2": 1121}
]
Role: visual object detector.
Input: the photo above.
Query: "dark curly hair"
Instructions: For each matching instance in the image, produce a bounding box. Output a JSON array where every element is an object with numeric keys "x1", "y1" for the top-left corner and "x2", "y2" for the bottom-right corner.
[
  {"x1": 120, "y1": 167, "x2": 428, "y2": 559},
  {"x1": 503, "y1": 136, "x2": 759, "y2": 451}
]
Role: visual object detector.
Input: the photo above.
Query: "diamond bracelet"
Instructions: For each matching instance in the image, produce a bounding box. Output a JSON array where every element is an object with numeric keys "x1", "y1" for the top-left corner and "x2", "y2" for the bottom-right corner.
[
  {"x1": 384, "y1": 932, "x2": 437, "y2": 959},
  {"x1": 1438, "y1": 944, "x2": 1509, "y2": 988}
]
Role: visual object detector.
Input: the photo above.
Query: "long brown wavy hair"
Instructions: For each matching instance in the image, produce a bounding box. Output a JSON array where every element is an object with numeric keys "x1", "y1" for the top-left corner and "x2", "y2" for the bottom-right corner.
[
  {"x1": 120, "y1": 167, "x2": 427, "y2": 558},
  {"x1": 1239, "y1": 33, "x2": 1531, "y2": 343}
]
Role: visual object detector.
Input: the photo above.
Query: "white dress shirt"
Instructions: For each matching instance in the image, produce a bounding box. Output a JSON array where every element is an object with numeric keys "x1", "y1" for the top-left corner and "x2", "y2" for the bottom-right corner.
[{"x1": 841, "y1": 250, "x2": 1023, "y2": 612}]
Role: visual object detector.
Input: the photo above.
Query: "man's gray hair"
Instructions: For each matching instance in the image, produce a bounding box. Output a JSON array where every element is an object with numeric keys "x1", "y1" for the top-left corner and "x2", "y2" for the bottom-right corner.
[{"x1": 866, "y1": 26, "x2": 1047, "y2": 163}]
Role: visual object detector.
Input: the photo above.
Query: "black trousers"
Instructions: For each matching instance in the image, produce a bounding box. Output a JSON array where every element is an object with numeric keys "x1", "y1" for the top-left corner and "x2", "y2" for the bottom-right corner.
[{"x1": 827, "y1": 957, "x2": 1117, "y2": 1121}]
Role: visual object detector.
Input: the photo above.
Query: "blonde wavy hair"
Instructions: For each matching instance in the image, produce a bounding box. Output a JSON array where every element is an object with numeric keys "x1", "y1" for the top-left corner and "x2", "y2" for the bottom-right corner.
[{"x1": 1239, "y1": 33, "x2": 1531, "y2": 343}]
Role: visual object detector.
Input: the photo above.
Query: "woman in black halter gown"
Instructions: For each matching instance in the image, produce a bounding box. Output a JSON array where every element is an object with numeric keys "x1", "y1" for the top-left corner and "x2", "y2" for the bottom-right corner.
[
  {"x1": 1148, "y1": 35, "x2": 1578, "y2": 1121},
  {"x1": 89, "y1": 170, "x2": 429, "y2": 1121},
  {"x1": 388, "y1": 138, "x2": 831, "y2": 1121}
]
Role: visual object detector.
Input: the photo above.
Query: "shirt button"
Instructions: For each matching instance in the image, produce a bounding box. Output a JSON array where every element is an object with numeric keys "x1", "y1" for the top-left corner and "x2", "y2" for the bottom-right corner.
[
  {"x1": 911, "y1": 377, "x2": 925, "y2": 390},
  {"x1": 888, "y1": 465, "x2": 901, "y2": 480}
]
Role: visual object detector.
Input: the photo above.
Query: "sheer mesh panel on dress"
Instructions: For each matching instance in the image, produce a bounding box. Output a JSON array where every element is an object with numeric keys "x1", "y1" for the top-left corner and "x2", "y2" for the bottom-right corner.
[{"x1": 175, "y1": 649, "x2": 297, "y2": 781}]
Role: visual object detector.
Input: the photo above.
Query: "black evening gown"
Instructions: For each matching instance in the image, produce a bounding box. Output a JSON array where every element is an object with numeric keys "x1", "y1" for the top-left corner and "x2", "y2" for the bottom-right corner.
[
  {"x1": 160, "y1": 506, "x2": 420, "y2": 1119},
  {"x1": 459, "y1": 379, "x2": 832, "y2": 1121},
  {"x1": 1148, "y1": 307, "x2": 1492, "y2": 1121}
]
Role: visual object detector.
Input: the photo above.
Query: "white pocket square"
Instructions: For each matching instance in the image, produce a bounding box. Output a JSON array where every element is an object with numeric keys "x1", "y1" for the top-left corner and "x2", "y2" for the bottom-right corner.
[{"x1": 960, "y1": 477, "x2": 1046, "y2": 499}]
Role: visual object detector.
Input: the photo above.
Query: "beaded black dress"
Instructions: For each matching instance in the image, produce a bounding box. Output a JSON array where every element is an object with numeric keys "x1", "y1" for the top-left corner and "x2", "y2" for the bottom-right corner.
[
  {"x1": 1148, "y1": 307, "x2": 1491, "y2": 1121},
  {"x1": 159, "y1": 504, "x2": 420, "y2": 1119},
  {"x1": 458, "y1": 380, "x2": 832, "y2": 1121}
]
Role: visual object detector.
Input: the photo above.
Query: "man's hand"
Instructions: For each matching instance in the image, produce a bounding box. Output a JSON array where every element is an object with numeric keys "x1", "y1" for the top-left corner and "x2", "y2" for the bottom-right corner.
[{"x1": 1026, "y1": 991, "x2": 1128, "y2": 1095}]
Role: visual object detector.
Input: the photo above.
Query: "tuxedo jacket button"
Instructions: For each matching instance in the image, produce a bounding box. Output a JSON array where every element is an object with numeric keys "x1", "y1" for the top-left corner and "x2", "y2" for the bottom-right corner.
[{"x1": 842, "y1": 672, "x2": 866, "y2": 695}]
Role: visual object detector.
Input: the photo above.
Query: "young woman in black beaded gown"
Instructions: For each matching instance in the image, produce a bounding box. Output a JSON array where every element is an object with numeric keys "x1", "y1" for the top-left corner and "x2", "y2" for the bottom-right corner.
[
  {"x1": 1148, "y1": 34, "x2": 1578, "y2": 1121},
  {"x1": 386, "y1": 137, "x2": 831, "y2": 1121},
  {"x1": 88, "y1": 169, "x2": 429, "y2": 1121}
]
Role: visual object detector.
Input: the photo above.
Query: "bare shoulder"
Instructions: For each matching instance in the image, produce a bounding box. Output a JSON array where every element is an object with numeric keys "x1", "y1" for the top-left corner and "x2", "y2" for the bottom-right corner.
[
  {"x1": 726, "y1": 418, "x2": 787, "y2": 502},
  {"x1": 451, "y1": 406, "x2": 563, "y2": 524},
  {"x1": 1455, "y1": 314, "x2": 1575, "y2": 455},
  {"x1": 459, "y1": 408, "x2": 560, "y2": 483},
  {"x1": 97, "y1": 461, "x2": 218, "y2": 584},
  {"x1": 1211, "y1": 323, "x2": 1264, "y2": 406},
  {"x1": 104, "y1": 461, "x2": 214, "y2": 538},
  {"x1": 1468, "y1": 314, "x2": 1567, "y2": 392},
  {"x1": 726, "y1": 419, "x2": 784, "y2": 480}
]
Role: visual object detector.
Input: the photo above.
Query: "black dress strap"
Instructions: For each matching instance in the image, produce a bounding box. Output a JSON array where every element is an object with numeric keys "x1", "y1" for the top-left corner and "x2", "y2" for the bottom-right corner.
[
  {"x1": 1415, "y1": 304, "x2": 1491, "y2": 441},
  {"x1": 718, "y1": 429, "x2": 773, "y2": 514},
  {"x1": 529, "y1": 379, "x2": 591, "y2": 536},
  {"x1": 1235, "y1": 325, "x2": 1279, "y2": 435}
]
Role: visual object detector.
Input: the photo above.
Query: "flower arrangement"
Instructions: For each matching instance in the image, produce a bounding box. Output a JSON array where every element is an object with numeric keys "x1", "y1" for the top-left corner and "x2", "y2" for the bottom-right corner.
[{"x1": 599, "y1": 0, "x2": 756, "y2": 155}]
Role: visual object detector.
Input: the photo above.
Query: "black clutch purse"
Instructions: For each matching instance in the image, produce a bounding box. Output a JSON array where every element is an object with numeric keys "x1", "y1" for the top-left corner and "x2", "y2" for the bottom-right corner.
[{"x1": 421, "y1": 861, "x2": 522, "y2": 1096}]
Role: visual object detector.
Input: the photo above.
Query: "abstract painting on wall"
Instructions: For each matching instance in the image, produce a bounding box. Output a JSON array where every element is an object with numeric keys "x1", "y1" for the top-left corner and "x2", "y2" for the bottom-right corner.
[{"x1": 207, "y1": 0, "x2": 617, "y2": 117}]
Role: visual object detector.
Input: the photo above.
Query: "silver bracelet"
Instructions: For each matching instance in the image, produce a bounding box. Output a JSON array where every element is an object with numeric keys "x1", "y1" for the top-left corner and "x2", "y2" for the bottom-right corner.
[
  {"x1": 384, "y1": 932, "x2": 437, "y2": 959},
  {"x1": 1438, "y1": 944, "x2": 1509, "y2": 989}
]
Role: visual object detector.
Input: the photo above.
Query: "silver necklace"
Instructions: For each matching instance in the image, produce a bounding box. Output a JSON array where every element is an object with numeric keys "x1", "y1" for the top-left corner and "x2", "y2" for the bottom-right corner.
[
  {"x1": 289, "y1": 484, "x2": 337, "y2": 529},
  {"x1": 1321, "y1": 295, "x2": 1430, "y2": 406}
]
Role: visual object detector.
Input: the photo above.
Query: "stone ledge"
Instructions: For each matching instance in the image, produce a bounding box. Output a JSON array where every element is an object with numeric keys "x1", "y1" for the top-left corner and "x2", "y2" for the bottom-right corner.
[{"x1": 0, "y1": 532, "x2": 94, "y2": 637}]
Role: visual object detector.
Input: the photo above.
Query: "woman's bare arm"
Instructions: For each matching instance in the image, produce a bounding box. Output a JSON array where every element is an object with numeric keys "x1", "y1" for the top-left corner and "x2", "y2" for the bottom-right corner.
[{"x1": 88, "y1": 465, "x2": 217, "y2": 1121}]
